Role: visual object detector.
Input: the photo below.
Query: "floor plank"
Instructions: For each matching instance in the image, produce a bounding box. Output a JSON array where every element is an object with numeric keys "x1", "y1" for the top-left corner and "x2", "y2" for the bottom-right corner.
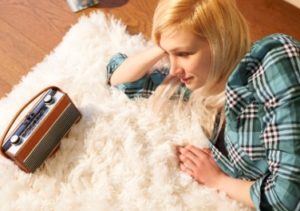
[
  {"x1": 0, "y1": 0, "x2": 77, "y2": 52},
  {"x1": 238, "y1": 0, "x2": 300, "y2": 40},
  {"x1": 0, "y1": 19, "x2": 44, "y2": 88}
]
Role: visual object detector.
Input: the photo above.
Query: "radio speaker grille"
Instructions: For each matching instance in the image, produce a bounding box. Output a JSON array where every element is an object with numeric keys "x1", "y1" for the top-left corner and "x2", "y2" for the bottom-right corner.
[{"x1": 24, "y1": 104, "x2": 80, "y2": 172}]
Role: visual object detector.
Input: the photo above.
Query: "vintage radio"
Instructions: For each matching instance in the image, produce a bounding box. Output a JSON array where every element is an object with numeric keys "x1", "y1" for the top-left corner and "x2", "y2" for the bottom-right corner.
[{"x1": 0, "y1": 86, "x2": 81, "y2": 173}]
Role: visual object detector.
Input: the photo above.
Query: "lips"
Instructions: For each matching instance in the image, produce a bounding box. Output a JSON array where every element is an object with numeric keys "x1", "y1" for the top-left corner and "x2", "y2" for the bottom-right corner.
[{"x1": 180, "y1": 77, "x2": 193, "y2": 84}]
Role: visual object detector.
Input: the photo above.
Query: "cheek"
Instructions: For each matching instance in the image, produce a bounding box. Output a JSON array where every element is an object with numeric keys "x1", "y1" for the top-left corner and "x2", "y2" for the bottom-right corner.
[
  {"x1": 187, "y1": 57, "x2": 210, "y2": 76},
  {"x1": 191, "y1": 56, "x2": 211, "y2": 77}
]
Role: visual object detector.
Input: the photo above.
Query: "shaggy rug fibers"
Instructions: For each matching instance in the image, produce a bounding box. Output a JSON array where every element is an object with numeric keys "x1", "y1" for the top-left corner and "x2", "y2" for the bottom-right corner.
[{"x1": 0, "y1": 13, "x2": 252, "y2": 211}]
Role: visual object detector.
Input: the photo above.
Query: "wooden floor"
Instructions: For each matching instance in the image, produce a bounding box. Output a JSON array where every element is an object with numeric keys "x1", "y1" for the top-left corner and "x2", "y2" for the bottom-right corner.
[{"x1": 0, "y1": 0, "x2": 300, "y2": 98}]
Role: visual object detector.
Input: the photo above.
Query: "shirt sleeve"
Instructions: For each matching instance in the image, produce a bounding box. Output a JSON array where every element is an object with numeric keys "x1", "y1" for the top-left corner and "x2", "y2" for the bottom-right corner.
[
  {"x1": 106, "y1": 52, "x2": 128, "y2": 86},
  {"x1": 249, "y1": 36, "x2": 300, "y2": 211},
  {"x1": 106, "y1": 52, "x2": 168, "y2": 98}
]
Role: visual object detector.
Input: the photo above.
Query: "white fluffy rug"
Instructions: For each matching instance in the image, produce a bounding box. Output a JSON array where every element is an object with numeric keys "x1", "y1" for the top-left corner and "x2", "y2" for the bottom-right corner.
[{"x1": 0, "y1": 13, "x2": 252, "y2": 211}]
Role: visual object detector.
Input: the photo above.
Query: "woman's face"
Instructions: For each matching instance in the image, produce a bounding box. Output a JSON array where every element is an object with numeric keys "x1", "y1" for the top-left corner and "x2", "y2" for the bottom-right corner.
[{"x1": 159, "y1": 28, "x2": 211, "y2": 90}]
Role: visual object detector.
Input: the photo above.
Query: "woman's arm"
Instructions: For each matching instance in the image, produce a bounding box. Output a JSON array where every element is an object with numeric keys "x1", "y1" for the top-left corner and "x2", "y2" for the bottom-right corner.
[
  {"x1": 216, "y1": 174, "x2": 255, "y2": 208},
  {"x1": 110, "y1": 46, "x2": 166, "y2": 86},
  {"x1": 177, "y1": 145, "x2": 255, "y2": 208}
]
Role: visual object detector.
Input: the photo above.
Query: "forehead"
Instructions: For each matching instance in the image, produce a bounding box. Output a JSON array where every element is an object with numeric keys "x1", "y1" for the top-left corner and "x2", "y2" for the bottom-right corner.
[{"x1": 159, "y1": 27, "x2": 206, "y2": 51}]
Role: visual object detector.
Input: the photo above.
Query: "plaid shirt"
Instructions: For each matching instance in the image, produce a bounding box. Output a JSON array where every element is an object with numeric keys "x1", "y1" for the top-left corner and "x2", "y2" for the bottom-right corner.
[
  {"x1": 213, "y1": 34, "x2": 300, "y2": 211},
  {"x1": 106, "y1": 34, "x2": 300, "y2": 210}
]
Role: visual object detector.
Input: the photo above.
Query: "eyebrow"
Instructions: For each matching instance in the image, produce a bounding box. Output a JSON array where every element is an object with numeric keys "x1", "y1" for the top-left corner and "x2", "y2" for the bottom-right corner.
[{"x1": 161, "y1": 46, "x2": 193, "y2": 53}]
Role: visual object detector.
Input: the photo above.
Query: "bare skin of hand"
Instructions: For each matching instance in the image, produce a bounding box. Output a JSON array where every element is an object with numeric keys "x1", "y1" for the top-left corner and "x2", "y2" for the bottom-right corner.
[
  {"x1": 177, "y1": 145, "x2": 226, "y2": 188},
  {"x1": 177, "y1": 144, "x2": 255, "y2": 208}
]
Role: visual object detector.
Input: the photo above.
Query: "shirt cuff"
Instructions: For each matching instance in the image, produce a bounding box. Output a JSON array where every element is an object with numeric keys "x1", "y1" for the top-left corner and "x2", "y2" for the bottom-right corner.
[{"x1": 106, "y1": 53, "x2": 128, "y2": 85}]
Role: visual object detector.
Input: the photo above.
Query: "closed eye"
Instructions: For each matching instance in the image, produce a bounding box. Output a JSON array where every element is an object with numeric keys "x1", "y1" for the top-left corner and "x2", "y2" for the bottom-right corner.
[{"x1": 175, "y1": 52, "x2": 192, "y2": 57}]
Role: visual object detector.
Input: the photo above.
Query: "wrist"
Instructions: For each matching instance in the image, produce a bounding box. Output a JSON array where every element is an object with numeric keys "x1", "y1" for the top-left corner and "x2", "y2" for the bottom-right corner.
[
  {"x1": 215, "y1": 174, "x2": 255, "y2": 208},
  {"x1": 152, "y1": 45, "x2": 166, "y2": 58},
  {"x1": 215, "y1": 173, "x2": 230, "y2": 192}
]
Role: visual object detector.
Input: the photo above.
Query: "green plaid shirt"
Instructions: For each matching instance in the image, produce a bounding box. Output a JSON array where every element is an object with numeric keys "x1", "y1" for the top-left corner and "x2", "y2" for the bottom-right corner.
[
  {"x1": 107, "y1": 34, "x2": 300, "y2": 210},
  {"x1": 215, "y1": 34, "x2": 300, "y2": 211}
]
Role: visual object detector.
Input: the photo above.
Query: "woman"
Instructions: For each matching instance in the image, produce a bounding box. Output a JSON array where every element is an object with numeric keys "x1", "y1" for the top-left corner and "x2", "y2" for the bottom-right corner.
[{"x1": 106, "y1": 0, "x2": 300, "y2": 210}]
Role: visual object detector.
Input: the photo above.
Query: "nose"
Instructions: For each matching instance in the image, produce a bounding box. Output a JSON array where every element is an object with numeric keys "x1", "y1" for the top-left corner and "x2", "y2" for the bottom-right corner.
[{"x1": 169, "y1": 61, "x2": 184, "y2": 77}]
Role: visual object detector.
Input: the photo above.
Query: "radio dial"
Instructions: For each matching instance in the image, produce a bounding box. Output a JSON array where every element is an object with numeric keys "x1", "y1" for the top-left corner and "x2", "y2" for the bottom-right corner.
[
  {"x1": 11, "y1": 135, "x2": 21, "y2": 145},
  {"x1": 44, "y1": 95, "x2": 54, "y2": 104}
]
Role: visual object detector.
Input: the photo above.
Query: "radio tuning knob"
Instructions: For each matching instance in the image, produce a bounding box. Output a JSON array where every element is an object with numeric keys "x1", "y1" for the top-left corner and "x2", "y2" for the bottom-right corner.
[
  {"x1": 11, "y1": 135, "x2": 21, "y2": 145},
  {"x1": 44, "y1": 94, "x2": 54, "y2": 104}
]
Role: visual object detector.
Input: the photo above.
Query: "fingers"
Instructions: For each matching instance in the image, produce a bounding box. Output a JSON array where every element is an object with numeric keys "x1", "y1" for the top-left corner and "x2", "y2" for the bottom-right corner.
[
  {"x1": 179, "y1": 163, "x2": 193, "y2": 176},
  {"x1": 178, "y1": 145, "x2": 211, "y2": 158},
  {"x1": 177, "y1": 145, "x2": 209, "y2": 171},
  {"x1": 178, "y1": 149, "x2": 199, "y2": 166},
  {"x1": 179, "y1": 155, "x2": 196, "y2": 169},
  {"x1": 176, "y1": 144, "x2": 221, "y2": 186},
  {"x1": 177, "y1": 145, "x2": 196, "y2": 176},
  {"x1": 186, "y1": 145, "x2": 212, "y2": 157},
  {"x1": 201, "y1": 148, "x2": 213, "y2": 157},
  {"x1": 177, "y1": 144, "x2": 214, "y2": 166}
]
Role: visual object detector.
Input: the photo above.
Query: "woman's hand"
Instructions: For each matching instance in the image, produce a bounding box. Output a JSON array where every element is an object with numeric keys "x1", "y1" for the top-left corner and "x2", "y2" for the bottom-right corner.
[
  {"x1": 177, "y1": 145, "x2": 226, "y2": 188},
  {"x1": 177, "y1": 145, "x2": 255, "y2": 208}
]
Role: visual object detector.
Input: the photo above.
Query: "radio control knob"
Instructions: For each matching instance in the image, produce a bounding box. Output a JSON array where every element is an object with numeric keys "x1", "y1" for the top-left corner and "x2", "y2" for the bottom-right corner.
[
  {"x1": 11, "y1": 135, "x2": 21, "y2": 145},
  {"x1": 44, "y1": 95, "x2": 54, "y2": 104}
]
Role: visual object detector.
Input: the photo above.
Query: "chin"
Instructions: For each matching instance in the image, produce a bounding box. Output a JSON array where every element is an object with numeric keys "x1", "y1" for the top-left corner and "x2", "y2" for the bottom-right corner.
[
  {"x1": 186, "y1": 85, "x2": 196, "y2": 91},
  {"x1": 185, "y1": 83, "x2": 196, "y2": 90},
  {"x1": 186, "y1": 82, "x2": 202, "y2": 91}
]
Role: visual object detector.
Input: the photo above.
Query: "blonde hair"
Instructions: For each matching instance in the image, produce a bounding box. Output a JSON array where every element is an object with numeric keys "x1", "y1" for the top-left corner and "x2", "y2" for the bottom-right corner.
[{"x1": 150, "y1": 0, "x2": 250, "y2": 138}]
